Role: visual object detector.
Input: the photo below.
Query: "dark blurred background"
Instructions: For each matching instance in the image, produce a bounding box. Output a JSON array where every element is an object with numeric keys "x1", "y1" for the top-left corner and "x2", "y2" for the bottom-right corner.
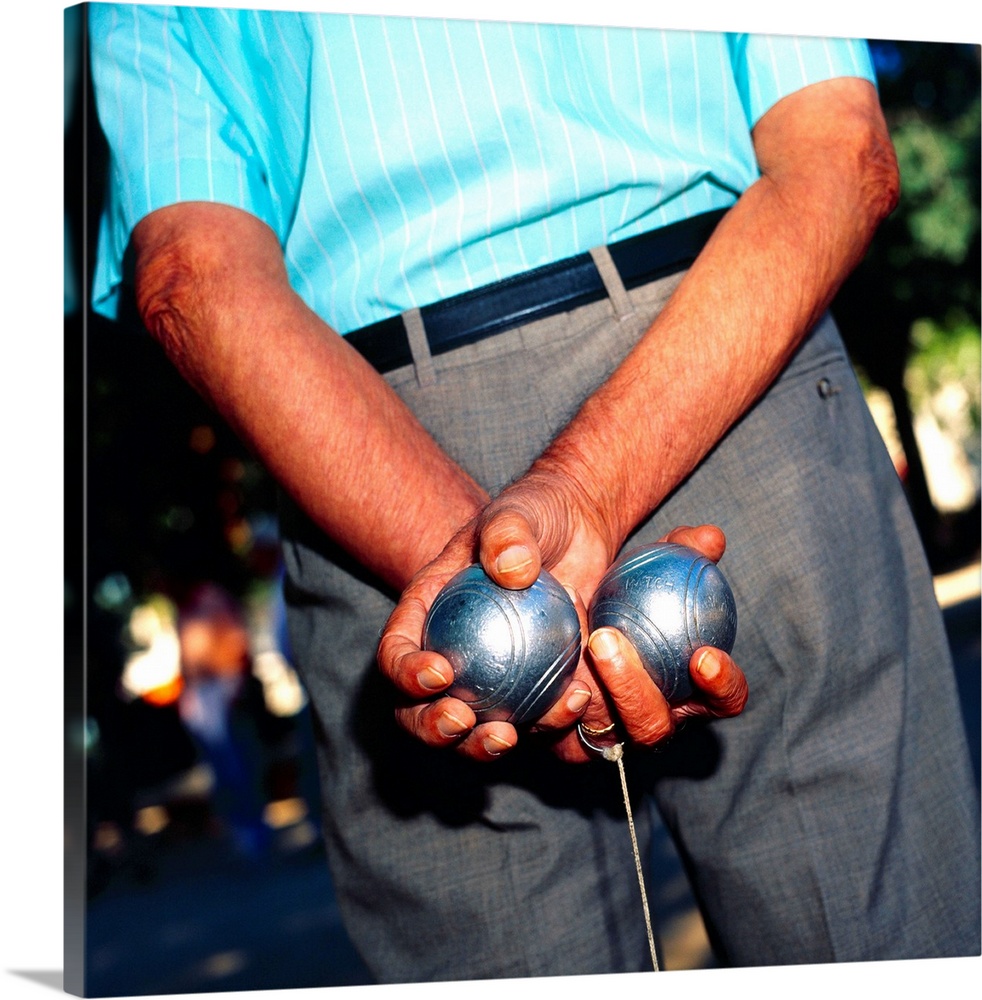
[{"x1": 63, "y1": 8, "x2": 981, "y2": 996}]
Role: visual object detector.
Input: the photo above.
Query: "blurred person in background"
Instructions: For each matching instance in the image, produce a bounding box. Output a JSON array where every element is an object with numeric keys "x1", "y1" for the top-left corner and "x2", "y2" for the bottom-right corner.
[{"x1": 177, "y1": 583, "x2": 275, "y2": 858}]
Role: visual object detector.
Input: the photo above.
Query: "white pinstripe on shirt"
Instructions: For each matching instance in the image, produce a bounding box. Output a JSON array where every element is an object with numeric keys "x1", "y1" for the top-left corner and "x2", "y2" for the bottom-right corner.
[{"x1": 89, "y1": 4, "x2": 876, "y2": 334}]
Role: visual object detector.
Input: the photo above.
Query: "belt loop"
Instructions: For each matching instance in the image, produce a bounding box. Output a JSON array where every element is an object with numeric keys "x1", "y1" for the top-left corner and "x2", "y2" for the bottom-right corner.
[
  {"x1": 590, "y1": 245, "x2": 635, "y2": 323},
  {"x1": 403, "y1": 307, "x2": 436, "y2": 388}
]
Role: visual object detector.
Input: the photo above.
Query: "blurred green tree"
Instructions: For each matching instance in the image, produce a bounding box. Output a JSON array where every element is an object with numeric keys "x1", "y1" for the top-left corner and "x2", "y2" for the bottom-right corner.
[{"x1": 833, "y1": 39, "x2": 980, "y2": 568}]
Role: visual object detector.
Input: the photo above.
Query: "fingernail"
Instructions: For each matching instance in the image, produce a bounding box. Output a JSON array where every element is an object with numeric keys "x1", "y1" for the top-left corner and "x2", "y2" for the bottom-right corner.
[
  {"x1": 483, "y1": 733, "x2": 515, "y2": 757},
  {"x1": 437, "y1": 710, "x2": 470, "y2": 738},
  {"x1": 565, "y1": 687, "x2": 592, "y2": 714},
  {"x1": 419, "y1": 664, "x2": 451, "y2": 691},
  {"x1": 589, "y1": 628, "x2": 620, "y2": 660},
  {"x1": 495, "y1": 544, "x2": 534, "y2": 576},
  {"x1": 696, "y1": 648, "x2": 721, "y2": 681}
]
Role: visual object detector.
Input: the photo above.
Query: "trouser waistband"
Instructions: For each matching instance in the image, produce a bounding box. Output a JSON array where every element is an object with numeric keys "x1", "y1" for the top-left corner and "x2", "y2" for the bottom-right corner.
[{"x1": 346, "y1": 208, "x2": 726, "y2": 374}]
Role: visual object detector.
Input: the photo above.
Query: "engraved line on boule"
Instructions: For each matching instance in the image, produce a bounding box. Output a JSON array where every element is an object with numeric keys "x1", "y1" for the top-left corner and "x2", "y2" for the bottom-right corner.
[
  {"x1": 508, "y1": 630, "x2": 582, "y2": 723},
  {"x1": 682, "y1": 559, "x2": 702, "y2": 655}
]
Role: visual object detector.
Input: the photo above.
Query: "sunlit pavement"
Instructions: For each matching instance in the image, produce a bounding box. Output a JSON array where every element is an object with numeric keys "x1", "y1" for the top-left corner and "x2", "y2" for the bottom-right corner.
[{"x1": 83, "y1": 563, "x2": 980, "y2": 993}]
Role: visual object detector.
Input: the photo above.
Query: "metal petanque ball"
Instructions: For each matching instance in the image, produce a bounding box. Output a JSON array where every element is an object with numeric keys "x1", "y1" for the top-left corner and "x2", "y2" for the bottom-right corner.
[
  {"x1": 589, "y1": 542, "x2": 737, "y2": 703},
  {"x1": 422, "y1": 565, "x2": 582, "y2": 725}
]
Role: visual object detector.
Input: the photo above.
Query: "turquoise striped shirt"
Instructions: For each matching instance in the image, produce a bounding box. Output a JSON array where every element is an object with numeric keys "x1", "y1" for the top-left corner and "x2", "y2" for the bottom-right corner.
[{"x1": 89, "y1": 4, "x2": 876, "y2": 333}]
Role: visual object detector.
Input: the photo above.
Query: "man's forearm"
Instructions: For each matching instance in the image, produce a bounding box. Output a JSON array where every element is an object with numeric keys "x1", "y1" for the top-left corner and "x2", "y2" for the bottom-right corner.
[
  {"x1": 532, "y1": 78, "x2": 900, "y2": 560},
  {"x1": 131, "y1": 202, "x2": 489, "y2": 591}
]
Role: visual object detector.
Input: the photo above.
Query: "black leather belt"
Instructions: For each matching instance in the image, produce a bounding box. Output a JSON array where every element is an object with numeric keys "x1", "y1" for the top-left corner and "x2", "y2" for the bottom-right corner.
[{"x1": 346, "y1": 208, "x2": 727, "y2": 374}]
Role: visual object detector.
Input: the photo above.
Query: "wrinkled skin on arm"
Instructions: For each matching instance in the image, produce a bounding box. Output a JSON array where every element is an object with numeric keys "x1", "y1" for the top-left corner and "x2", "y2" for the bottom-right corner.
[{"x1": 131, "y1": 203, "x2": 491, "y2": 592}]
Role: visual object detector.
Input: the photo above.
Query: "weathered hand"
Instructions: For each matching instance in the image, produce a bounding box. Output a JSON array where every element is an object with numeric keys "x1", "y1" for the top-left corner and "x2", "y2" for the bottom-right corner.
[
  {"x1": 468, "y1": 519, "x2": 749, "y2": 763},
  {"x1": 376, "y1": 468, "x2": 614, "y2": 761},
  {"x1": 377, "y1": 463, "x2": 750, "y2": 764}
]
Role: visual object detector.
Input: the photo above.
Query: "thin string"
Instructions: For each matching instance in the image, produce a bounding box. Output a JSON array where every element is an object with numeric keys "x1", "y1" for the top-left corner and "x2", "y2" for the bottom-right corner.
[{"x1": 602, "y1": 742, "x2": 660, "y2": 972}]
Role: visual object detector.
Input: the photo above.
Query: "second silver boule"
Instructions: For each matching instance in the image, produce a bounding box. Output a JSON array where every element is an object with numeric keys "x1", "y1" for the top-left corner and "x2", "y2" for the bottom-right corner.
[{"x1": 589, "y1": 542, "x2": 737, "y2": 702}]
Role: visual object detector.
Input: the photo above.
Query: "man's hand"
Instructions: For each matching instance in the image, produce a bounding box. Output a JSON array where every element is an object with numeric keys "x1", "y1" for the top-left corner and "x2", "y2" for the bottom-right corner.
[{"x1": 377, "y1": 462, "x2": 748, "y2": 763}]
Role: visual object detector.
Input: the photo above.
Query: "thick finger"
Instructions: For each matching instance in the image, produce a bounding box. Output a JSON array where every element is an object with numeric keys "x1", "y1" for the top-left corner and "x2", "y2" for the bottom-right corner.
[
  {"x1": 660, "y1": 523, "x2": 726, "y2": 563},
  {"x1": 528, "y1": 673, "x2": 594, "y2": 733},
  {"x1": 377, "y1": 594, "x2": 456, "y2": 698},
  {"x1": 395, "y1": 698, "x2": 518, "y2": 760},
  {"x1": 674, "y1": 646, "x2": 749, "y2": 721},
  {"x1": 586, "y1": 627, "x2": 674, "y2": 746},
  {"x1": 379, "y1": 641, "x2": 456, "y2": 699},
  {"x1": 478, "y1": 508, "x2": 542, "y2": 589}
]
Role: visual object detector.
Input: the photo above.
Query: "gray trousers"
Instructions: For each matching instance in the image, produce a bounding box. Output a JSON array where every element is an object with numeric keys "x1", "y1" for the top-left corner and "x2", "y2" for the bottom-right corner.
[{"x1": 279, "y1": 263, "x2": 980, "y2": 981}]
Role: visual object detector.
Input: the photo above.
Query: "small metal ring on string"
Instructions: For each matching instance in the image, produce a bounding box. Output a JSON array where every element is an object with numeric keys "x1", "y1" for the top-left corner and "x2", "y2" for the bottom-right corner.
[{"x1": 577, "y1": 720, "x2": 620, "y2": 755}]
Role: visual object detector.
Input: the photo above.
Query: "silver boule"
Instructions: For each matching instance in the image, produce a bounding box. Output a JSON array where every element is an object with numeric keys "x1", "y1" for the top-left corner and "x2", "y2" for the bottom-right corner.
[
  {"x1": 422, "y1": 565, "x2": 582, "y2": 725},
  {"x1": 589, "y1": 542, "x2": 737, "y2": 702}
]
